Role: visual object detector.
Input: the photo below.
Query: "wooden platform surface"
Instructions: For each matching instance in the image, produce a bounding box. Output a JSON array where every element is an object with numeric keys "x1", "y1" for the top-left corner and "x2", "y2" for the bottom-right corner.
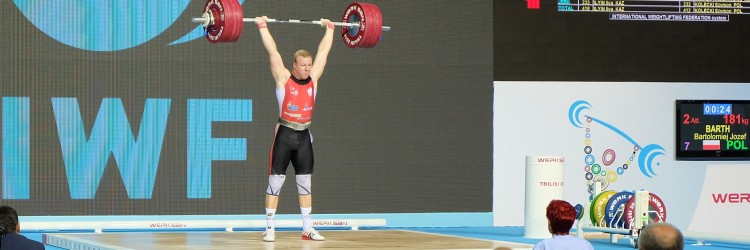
[{"x1": 45, "y1": 230, "x2": 534, "y2": 249}]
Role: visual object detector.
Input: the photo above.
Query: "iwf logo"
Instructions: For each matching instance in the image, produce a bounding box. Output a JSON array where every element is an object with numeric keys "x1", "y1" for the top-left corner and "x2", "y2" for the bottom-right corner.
[{"x1": 12, "y1": 0, "x2": 245, "y2": 51}]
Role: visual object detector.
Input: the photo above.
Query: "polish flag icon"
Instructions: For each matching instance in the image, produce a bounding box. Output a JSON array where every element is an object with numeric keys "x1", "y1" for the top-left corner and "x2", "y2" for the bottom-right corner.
[
  {"x1": 703, "y1": 140, "x2": 721, "y2": 150},
  {"x1": 527, "y1": 0, "x2": 540, "y2": 9}
]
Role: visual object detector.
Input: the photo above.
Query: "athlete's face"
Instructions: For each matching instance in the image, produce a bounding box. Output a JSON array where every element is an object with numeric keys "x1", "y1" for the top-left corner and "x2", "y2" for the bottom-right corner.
[{"x1": 293, "y1": 56, "x2": 312, "y2": 79}]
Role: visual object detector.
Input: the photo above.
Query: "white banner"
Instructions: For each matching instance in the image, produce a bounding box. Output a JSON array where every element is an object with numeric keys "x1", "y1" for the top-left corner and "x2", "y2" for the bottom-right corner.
[
  {"x1": 688, "y1": 164, "x2": 750, "y2": 235},
  {"x1": 493, "y1": 81, "x2": 750, "y2": 239}
]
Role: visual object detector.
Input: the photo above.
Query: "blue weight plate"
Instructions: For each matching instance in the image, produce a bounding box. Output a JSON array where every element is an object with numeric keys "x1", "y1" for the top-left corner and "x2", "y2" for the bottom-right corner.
[
  {"x1": 603, "y1": 191, "x2": 633, "y2": 228},
  {"x1": 574, "y1": 204, "x2": 584, "y2": 220}
]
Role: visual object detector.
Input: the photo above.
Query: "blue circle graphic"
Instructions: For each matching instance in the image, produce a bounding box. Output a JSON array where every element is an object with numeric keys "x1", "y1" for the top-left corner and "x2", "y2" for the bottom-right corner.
[{"x1": 13, "y1": 0, "x2": 213, "y2": 51}]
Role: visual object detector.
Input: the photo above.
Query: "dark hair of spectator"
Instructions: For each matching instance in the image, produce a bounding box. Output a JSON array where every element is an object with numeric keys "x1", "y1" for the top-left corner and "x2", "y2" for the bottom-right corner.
[{"x1": 0, "y1": 206, "x2": 19, "y2": 234}]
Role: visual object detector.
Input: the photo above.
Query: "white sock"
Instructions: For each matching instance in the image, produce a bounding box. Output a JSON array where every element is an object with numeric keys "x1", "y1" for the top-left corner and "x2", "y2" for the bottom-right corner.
[
  {"x1": 266, "y1": 208, "x2": 276, "y2": 231},
  {"x1": 301, "y1": 207, "x2": 312, "y2": 231}
]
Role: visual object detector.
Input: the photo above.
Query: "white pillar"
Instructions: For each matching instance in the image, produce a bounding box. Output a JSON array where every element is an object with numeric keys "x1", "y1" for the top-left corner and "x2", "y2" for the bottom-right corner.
[{"x1": 524, "y1": 156, "x2": 565, "y2": 239}]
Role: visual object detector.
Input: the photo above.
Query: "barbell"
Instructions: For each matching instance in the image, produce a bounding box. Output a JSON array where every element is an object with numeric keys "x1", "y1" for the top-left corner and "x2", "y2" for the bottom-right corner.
[{"x1": 193, "y1": 0, "x2": 390, "y2": 48}]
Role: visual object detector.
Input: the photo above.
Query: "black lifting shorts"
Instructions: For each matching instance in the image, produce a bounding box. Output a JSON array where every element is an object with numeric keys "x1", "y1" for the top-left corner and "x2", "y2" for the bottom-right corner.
[{"x1": 269, "y1": 125, "x2": 314, "y2": 175}]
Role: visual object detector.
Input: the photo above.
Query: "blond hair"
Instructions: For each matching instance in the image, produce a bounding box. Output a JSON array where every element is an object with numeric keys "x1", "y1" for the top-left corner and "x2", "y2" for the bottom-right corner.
[{"x1": 293, "y1": 49, "x2": 312, "y2": 63}]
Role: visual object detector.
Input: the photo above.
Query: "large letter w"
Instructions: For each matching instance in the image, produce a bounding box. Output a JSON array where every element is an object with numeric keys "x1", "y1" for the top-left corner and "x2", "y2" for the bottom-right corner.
[{"x1": 52, "y1": 98, "x2": 170, "y2": 199}]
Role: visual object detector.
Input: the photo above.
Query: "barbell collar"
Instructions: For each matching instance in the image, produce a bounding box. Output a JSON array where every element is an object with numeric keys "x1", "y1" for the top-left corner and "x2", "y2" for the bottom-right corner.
[{"x1": 192, "y1": 16, "x2": 390, "y2": 32}]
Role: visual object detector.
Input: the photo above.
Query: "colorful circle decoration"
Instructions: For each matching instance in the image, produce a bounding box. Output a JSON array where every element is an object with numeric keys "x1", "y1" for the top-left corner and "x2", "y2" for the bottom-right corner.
[
  {"x1": 607, "y1": 171, "x2": 617, "y2": 182},
  {"x1": 585, "y1": 155, "x2": 595, "y2": 165},
  {"x1": 591, "y1": 164, "x2": 602, "y2": 174},
  {"x1": 602, "y1": 149, "x2": 616, "y2": 166}
]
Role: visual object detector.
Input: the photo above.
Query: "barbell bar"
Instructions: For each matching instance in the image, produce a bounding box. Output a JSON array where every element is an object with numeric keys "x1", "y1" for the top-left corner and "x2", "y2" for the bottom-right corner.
[
  {"x1": 194, "y1": 0, "x2": 389, "y2": 48},
  {"x1": 193, "y1": 16, "x2": 390, "y2": 32}
]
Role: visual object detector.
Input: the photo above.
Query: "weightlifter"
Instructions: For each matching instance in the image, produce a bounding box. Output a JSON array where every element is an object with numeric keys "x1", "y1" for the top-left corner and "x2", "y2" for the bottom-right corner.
[{"x1": 255, "y1": 15, "x2": 334, "y2": 242}]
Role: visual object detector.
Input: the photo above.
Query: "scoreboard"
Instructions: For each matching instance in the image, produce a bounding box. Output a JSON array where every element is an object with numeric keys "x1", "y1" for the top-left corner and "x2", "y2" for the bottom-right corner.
[
  {"x1": 676, "y1": 100, "x2": 750, "y2": 160},
  {"x1": 558, "y1": 0, "x2": 750, "y2": 22}
]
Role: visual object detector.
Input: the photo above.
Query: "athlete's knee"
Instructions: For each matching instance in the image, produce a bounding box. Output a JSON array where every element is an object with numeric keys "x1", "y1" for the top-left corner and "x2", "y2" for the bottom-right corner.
[
  {"x1": 296, "y1": 174, "x2": 312, "y2": 195},
  {"x1": 267, "y1": 175, "x2": 286, "y2": 196}
]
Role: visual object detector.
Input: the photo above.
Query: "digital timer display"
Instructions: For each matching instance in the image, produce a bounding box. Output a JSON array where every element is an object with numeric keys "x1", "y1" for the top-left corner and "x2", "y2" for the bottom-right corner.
[
  {"x1": 676, "y1": 100, "x2": 750, "y2": 160},
  {"x1": 703, "y1": 103, "x2": 732, "y2": 115}
]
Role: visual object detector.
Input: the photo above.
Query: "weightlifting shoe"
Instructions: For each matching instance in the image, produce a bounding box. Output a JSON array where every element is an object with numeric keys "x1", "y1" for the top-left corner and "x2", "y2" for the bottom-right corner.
[
  {"x1": 263, "y1": 229, "x2": 276, "y2": 242},
  {"x1": 302, "y1": 229, "x2": 325, "y2": 241}
]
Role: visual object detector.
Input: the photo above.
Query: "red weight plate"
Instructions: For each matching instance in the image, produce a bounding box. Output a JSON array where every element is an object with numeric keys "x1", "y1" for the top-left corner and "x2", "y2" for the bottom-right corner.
[
  {"x1": 361, "y1": 3, "x2": 377, "y2": 48},
  {"x1": 342, "y1": 2, "x2": 382, "y2": 48},
  {"x1": 623, "y1": 193, "x2": 667, "y2": 229},
  {"x1": 224, "y1": 0, "x2": 243, "y2": 42},
  {"x1": 232, "y1": 0, "x2": 244, "y2": 42},
  {"x1": 220, "y1": 0, "x2": 236, "y2": 42},
  {"x1": 204, "y1": 0, "x2": 226, "y2": 43},
  {"x1": 203, "y1": 0, "x2": 243, "y2": 43},
  {"x1": 361, "y1": 3, "x2": 382, "y2": 48},
  {"x1": 341, "y1": 3, "x2": 363, "y2": 48}
]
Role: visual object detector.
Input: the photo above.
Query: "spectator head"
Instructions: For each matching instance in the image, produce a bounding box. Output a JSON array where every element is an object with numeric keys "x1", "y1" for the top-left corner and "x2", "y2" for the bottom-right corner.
[
  {"x1": 638, "y1": 222, "x2": 684, "y2": 250},
  {"x1": 0, "y1": 205, "x2": 20, "y2": 234},
  {"x1": 546, "y1": 199, "x2": 576, "y2": 235}
]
